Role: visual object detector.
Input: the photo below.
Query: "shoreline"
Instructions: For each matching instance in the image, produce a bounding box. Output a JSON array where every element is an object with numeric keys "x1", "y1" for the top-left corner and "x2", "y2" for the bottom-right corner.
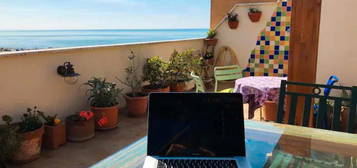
[{"x1": 0, "y1": 47, "x2": 33, "y2": 52}]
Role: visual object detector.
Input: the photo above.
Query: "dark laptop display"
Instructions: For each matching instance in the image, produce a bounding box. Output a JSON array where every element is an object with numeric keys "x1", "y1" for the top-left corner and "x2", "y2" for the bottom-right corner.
[{"x1": 148, "y1": 93, "x2": 245, "y2": 157}]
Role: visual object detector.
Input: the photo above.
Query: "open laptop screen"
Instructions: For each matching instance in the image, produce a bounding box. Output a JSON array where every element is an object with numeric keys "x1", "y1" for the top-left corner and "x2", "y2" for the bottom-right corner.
[{"x1": 148, "y1": 93, "x2": 245, "y2": 157}]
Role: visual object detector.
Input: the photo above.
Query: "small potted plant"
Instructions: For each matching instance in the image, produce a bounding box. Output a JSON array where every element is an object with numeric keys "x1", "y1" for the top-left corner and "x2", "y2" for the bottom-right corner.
[
  {"x1": 118, "y1": 51, "x2": 148, "y2": 117},
  {"x1": 85, "y1": 77, "x2": 121, "y2": 130},
  {"x1": 39, "y1": 113, "x2": 66, "y2": 149},
  {"x1": 66, "y1": 111, "x2": 95, "y2": 142},
  {"x1": 0, "y1": 115, "x2": 22, "y2": 167},
  {"x1": 227, "y1": 12, "x2": 239, "y2": 29},
  {"x1": 142, "y1": 56, "x2": 170, "y2": 93},
  {"x1": 203, "y1": 52, "x2": 214, "y2": 65},
  {"x1": 204, "y1": 29, "x2": 218, "y2": 46},
  {"x1": 248, "y1": 7, "x2": 262, "y2": 22},
  {"x1": 11, "y1": 106, "x2": 44, "y2": 163},
  {"x1": 168, "y1": 49, "x2": 202, "y2": 92}
]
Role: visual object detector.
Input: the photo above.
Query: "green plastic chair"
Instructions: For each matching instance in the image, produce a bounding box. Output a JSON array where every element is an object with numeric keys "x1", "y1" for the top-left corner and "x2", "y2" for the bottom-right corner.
[
  {"x1": 191, "y1": 72, "x2": 235, "y2": 93},
  {"x1": 277, "y1": 80, "x2": 357, "y2": 133},
  {"x1": 190, "y1": 72, "x2": 206, "y2": 93},
  {"x1": 214, "y1": 65, "x2": 243, "y2": 92}
]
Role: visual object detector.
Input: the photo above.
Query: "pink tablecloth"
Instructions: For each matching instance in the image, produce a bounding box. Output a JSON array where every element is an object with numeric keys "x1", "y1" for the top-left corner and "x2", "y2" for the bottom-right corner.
[{"x1": 234, "y1": 76, "x2": 287, "y2": 119}]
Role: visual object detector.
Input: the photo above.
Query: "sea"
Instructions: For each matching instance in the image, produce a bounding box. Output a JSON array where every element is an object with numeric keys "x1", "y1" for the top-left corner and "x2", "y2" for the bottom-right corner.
[{"x1": 0, "y1": 29, "x2": 208, "y2": 49}]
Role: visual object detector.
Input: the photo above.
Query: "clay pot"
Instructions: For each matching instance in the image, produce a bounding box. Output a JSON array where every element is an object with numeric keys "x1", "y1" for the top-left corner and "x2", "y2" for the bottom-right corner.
[
  {"x1": 66, "y1": 117, "x2": 95, "y2": 142},
  {"x1": 205, "y1": 58, "x2": 215, "y2": 65},
  {"x1": 204, "y1": 38, "x2": 218, "y2": 46},
  {"x1": 91, "y1": 105, "x2": 119, "y2": 130},
  {"x1": 170, "y1": 82, "x2": 187, "y2": 92},
  {"x1": 248, "y1": 12, "x2": 262, "y2": 22},
  {"x1": 12, "y1": 125, "x2": 44, "y2": 163},
  {"x1": 43, "y1": 124, "x2": 66, "y2": 149},
  {"x1": 143, "y1": 85, "x2": 170, "y2": 93},
  {"x1": 262, "y1": 101, "x2": 278, "y2": 121},
  {"x1": 125, "y1": 94, "x2": 148, "y2": 117},
  {"x1": 228, "y1": 21, "x2": 239, "y2": 29}
]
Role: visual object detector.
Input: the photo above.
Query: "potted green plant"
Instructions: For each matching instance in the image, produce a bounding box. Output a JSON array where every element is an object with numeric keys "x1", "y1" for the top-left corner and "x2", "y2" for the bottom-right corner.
[
  {"x1": 203, "y1": 52, "x2": 214, "y2": 65},
  {"x1": 204, "y1": 29, "x2": 218, "y2": 46},
  {"x1": 248, "y1": 7, "x2": 262, "y2": 22},
  {"x1": 66, "y1": 111, "x2": 95, "y2": 142},
  {"x1": 0, "y1": 115, "x2": 22, "y2": 167},
  {"x1": 85, "y1": 77, "x2": 121, "y2": 130},
  {"x1": 340, "y1": 89, "x2": 353, "y2": 131},
  {"x1": 142, "y1": 56, "x2": 170, "y2": 93},
  {"x1": 168, "y1": 49, "x2": 202, "y2": 92},
  {"x1": 39, "y1": 113, "x2": 66, "y2": 149},
  {"x1": 118, "y1": 51, "x2": 148, "y2": 117},
  {"x1": 227, "y1": 12, "x2": 239, "y2": 29},
  {"x1": 12, "y1": 106, "x2": 44, "y2": 163}
]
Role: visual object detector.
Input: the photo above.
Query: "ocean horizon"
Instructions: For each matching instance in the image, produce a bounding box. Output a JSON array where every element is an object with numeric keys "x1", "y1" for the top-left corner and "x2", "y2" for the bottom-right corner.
[{"x1": 0, "y1": 28, "x2": 208, "y2": 49}]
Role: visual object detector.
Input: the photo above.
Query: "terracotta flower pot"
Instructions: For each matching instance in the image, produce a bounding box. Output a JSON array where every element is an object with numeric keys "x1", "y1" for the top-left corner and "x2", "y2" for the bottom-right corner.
[
  {"x1": 205, "y1": 58, "x2": 215, "y2": 65},
  {"x1": 262, "y1": 101, "x2": 278, "y2": 121},
  {"x1": 143, "y1": 85, "x2": 170, "y2": 93},
  {"x1": 248, "y1": 12, "x2": 262, "y2": 22},
  {"x1": 125, "y1": 94, "x2": 148, "y2": 118},
  {"x1": 66, "y1": 117, "x2": 95, "y2": 142},
  {"x1": 170, "y1": 82, "x2": 187, "y2": 92},
  {"x1": 228, "y1": 21, "x2": 239, "y2": 29},
  {"x1": 204, "y1": 38, "x2": 218, "y2": 46},
  {"x1": 43, "y1": 124, "x2": 66, "y2": 149},
  {"x1": 12, "y1": 125, "x2": 44, "y2": 163},
  {"x1": 91, "y1": 105, "x2": 119, "y2": 130}
]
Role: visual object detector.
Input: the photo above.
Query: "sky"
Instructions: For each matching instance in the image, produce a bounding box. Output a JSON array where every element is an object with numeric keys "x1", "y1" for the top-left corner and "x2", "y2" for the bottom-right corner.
[{"x1": 0, "y1": 0, "x2": 210, "y2": 30}]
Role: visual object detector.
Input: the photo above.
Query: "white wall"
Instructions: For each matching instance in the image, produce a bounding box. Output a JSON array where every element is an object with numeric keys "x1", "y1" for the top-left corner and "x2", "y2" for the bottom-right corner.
[
  {"x1": 215, "y1": 3, "x2": 276, "y2": 68},
  {"x1": 0, "y1": 39, "x2": 203, "y2": 122},
  {"x1": 317, "y1": 0, "x2": 357, "y2": 86}
]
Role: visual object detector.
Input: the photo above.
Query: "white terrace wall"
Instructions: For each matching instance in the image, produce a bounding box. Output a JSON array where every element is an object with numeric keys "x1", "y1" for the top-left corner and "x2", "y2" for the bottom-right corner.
[
  {"x1": 0, "y1": 39, "x2": 204, "y2": 122},
  {"x1": 215, "y1": 2, "x2": 276, "y2": 69},
  {"x1": 316, "y1": 0, "x2": 357, "y2": 86}
]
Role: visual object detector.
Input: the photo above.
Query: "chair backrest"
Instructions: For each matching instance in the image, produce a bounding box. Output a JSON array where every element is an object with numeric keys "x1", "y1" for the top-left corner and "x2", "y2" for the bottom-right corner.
[
  {"x1": 277, "y1": 80, "x2": 357, "y2": 133},
  {"x1": 190, "y1": 72, "x2": 205, "y2": 93},
  {"x1": 214, "y1": 65, "x2": 243, "y2": 81}
]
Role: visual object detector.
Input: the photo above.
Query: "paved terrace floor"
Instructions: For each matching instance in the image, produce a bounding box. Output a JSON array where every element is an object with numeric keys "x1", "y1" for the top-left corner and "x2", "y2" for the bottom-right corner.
[{"x1": 8, "y1": 82, "x2": 262, "y2": 168}]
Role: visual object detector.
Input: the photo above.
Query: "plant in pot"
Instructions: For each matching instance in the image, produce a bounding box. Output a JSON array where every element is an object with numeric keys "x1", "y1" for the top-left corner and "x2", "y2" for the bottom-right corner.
[
  {"x1": 248, "y1": 7, "x2": 262, "y2": 22},
  {"x1": 203, "y1": 51, "x2": 215, "y2": 65},
  {"x1": 204, "y1": 29, "x2": 218, "y2": 46},
  {"x1": 340, "y1": 89, "x2": 353, "y2": 132},
  {"x1": 39, "y1": 113, "x2": 66, "y2": 149},
  {"x1": 66, "y1": 111, "x2": 95, "y2": 142},
  {"x1": 168, "y1": 49, "x2": 202, "y2": 92},
  {"x1": 85, "y1": 77, "x2": 121, "y2": 130},
  {"x1": 11, "y1": 106, "x2": 44, "y2": 163},
  {"x1": 117, "y1": 51, "x2": 148, "y2": 117},
  {"x1": 227, "y1": 12, "x2": 239, "y2": 29},
  {"x1": 0, "y1": 115, "x2": 22, "y2": 167},
  {"x1": 142, "y1": 56, "x2": 170, "y2": 93}
]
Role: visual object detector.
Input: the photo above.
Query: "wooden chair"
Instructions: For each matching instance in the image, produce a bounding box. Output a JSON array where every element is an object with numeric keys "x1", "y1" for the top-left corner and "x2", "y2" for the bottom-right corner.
[
  {"x1": 191, "y1": 72, "x2": 235, "y2": 93},
  {"x1": 276, "y1": 80, "x2": 357, "y2": 133},
  {"x1": 190, "y1": 72, "x2": 206, "y2": 93},
  {"x1": 214, "y1": 65, "x2": 243, "y2": 92}
]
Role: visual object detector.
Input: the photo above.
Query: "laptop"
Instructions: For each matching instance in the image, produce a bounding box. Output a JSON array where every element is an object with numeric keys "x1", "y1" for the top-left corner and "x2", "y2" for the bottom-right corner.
[{"x1": 143, "y1": 93, "x2": 250, "y2": 168}]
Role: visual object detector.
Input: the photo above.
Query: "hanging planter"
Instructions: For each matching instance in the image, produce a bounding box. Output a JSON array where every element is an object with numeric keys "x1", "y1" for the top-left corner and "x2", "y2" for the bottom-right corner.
[
  {"x1": 248, "y1": 8, "x2": 262, "y2": 22},
  {"x1": 227, "y1": 12, "x2": 239, "y2": 29}
]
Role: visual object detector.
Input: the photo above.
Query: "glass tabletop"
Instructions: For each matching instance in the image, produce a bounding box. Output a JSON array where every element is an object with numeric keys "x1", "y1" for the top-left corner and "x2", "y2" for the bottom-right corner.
[{"x1": 90, "y1": 120, "x2": 357, "y2": 168}]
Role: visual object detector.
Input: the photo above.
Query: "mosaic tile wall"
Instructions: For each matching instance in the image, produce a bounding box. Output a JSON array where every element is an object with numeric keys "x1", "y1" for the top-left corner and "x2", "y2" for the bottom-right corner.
[{"x1": 244, "y1": 0, "x2": 292, "y2": 77}]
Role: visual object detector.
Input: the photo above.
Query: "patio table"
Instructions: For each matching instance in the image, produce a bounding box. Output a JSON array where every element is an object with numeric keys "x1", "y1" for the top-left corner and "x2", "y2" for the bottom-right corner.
[
  {"x1": 233, "y1": 76, "x2": 287, "y2": 119},
  {"x1": 90, "y1": 120, "x2": 357, "y2": 168}
]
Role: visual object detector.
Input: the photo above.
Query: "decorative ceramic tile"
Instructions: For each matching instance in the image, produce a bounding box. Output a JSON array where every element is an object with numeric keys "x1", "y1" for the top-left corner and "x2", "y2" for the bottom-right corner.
[{"x1": 244, "y1": 0, "x2": 291, "y2": 77}]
